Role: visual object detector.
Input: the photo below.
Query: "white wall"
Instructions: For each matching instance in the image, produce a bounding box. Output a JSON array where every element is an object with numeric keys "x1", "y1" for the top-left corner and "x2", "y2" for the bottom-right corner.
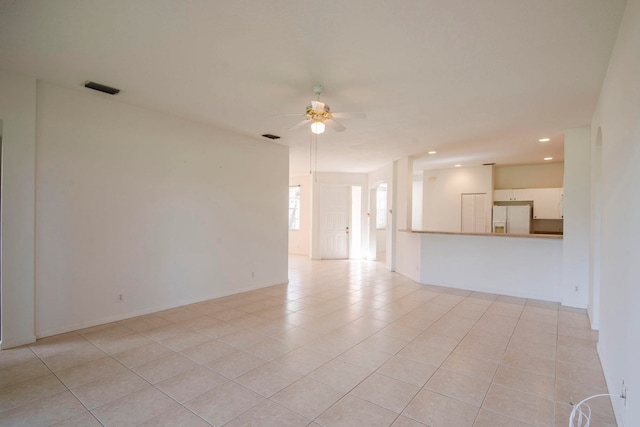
[
  {"x1": 395, "y1": 231, "x2": 421, "y2": 282},
  {"x1": 494, "y1": 163, "x2": 564, "y2": 189},
  {"x1": 588, "y1": 128, "x2": 603, "y2": 329},
  {"x1": 412, "y1": 172, "x2": 423, "y2": 230},
  {"x1": 591, "y1": 1, "x2": 640, "y2": 424},
  {"x1": 392, "y1": 158, "x2": 413, "y2": 271},
  {"x1": 393, "y1": 158, "x2": 412, "y2": 231},
  {"x1": 561, "y1": 127, "x2": 591, "y2": 308},
  {"x1": 396, "y1": 232, "x2": 563, "y2": 301},
  {"x1": 34, "y1": 81, "x2": 289, "y2": 337},
  {"x1": 0, "y1": 70, "x2": 37, "y2": 349},
  {"x1": 288, "y1": 174, "x2": 311, "y2": 256},
  {"x1": 375, "y1": 229, "x2": 386, "y2": 255},
  {"x1": 422, "y1": 165, "x2": 493, "y2": 232}
]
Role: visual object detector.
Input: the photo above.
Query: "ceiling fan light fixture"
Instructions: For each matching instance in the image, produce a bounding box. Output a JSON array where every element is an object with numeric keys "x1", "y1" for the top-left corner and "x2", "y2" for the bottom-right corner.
[{"x1": 311, "y1": 121, "x2": 325, "y2": 134}]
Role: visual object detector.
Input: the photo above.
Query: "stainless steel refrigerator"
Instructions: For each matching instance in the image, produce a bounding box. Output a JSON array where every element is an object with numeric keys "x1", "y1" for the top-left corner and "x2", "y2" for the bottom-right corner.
[{"x1": 492, "y1": 205, "x2": 531, "y2": 234}]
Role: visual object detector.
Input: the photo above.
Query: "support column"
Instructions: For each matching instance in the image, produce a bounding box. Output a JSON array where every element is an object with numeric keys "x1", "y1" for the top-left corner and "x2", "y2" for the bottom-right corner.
[
  {"x1": 391, "y1": 157, "x2": 413, "y2": 271},
  {"x1": 562, "y1": 126, "x2": 591, "y2": 308}
]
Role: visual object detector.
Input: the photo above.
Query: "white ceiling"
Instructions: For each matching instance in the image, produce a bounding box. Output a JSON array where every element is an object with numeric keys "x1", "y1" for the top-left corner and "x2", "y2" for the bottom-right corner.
[{"x1": 0, "y1": 0, "x2": 627, "y2": 175}]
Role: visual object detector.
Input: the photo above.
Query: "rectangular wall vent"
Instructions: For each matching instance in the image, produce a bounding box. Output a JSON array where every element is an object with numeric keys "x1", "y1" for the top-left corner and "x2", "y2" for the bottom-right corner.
[{"x1": 84, "y1": 81, "x2": 120, "y2": 95}]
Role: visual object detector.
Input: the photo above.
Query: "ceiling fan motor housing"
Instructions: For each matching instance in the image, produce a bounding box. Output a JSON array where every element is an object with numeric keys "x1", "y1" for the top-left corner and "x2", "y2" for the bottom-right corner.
[{"x1": 306, "y1": 104, "x2": 332, "y2": 122}]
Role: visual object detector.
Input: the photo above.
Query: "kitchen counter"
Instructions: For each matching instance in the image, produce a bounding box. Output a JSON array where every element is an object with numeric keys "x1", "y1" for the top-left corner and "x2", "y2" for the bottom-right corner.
[
  {"x1": 395, "y1": 230, "x2": 563, "y2": 302},
  {"x1": 402, "y1": 230, "x2": 563, "y2": 239}
]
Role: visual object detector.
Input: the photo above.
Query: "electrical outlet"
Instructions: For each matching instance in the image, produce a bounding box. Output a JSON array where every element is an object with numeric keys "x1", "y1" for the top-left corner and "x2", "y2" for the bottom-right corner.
[
  {"x1": 251, "y1": 271, "x2": 255, "y2": 278},
  {"x1": 575, "y1": 285, "x2": 579, "y2": 292},
  {"x1": 622, "y1": 380, "x2": 627, "y2": 407},
  {"x1": 118, "y1": 293, "x2": 124, "y2": 302}
]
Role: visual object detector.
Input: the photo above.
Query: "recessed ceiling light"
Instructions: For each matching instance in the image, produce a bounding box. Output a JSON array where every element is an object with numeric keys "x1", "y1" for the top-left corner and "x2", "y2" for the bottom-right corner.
[
  {"x1": 454, "y1": 164, "x2": 462, "y2": 168},
  {"x1": 539, "y1": 138, "x2": 551, "y2": 142},
  {"x1": 428, "y1": 151, "x2": 437, "y2": 154},
  {"x1": 544, "y1": 157, "x2": 553, "y2": 161}
]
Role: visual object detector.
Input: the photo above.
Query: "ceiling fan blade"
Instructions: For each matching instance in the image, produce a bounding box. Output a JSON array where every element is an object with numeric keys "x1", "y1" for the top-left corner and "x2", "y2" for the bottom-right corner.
[
  {"x1": 331, "y1": 112, "x2": 367, "y2": 119},
  {"x1": 290, "y1": 119, "x2": 311, "y2": 131},
  {"x1": 325, "y1": 118, "x2": 346, "y2": 132},
  {"x1": 311, "y1": 100, "x2": 325, "y2": 112}
]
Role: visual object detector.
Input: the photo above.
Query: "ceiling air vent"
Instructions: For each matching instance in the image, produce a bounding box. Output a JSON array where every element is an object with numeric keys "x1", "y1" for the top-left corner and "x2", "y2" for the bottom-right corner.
[
  {"x1": 84, "y1": 81, "x2": 120, "y2": 95},
  {"x1": 261, "y1": 134, "x2": 281, "y2": 140},
  {"x1": 483, "y1": 163, "x2": 496, "y2": 166}
]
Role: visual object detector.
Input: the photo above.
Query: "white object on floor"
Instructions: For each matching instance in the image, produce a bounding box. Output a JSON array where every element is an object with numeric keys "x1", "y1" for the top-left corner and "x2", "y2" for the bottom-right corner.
[{"x1": 569, "y1": 393, "x2": 620, "y2": 427}]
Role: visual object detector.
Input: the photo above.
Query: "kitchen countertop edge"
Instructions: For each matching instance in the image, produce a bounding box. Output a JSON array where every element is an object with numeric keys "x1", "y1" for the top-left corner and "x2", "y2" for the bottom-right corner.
[{"x1": 401, "y1": 230, "x2": 563, "y2": 239}]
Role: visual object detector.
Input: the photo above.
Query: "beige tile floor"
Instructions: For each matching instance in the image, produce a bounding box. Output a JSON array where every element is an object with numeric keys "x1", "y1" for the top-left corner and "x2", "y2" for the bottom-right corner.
[{"x1": 0, "y1": 256, "x2": 617, "y2": 426}]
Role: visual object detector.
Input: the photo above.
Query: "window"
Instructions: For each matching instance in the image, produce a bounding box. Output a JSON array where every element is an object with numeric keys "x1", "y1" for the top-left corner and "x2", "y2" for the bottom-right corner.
[
  {"x1": 289, "y1": 186, "x2": 301, "y2": 230},
  {"x1": 376, "y1": 183, "x2": 387, "y2": 229}
]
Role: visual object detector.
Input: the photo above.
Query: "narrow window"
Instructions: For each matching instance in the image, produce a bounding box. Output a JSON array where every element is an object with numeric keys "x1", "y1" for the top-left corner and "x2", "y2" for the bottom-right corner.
[
  {"x1": 376, "y1": 183, "x2": 387, "y2": 230},
  {"x1": 289, "y1": 186, "x2": 301, "y2": 230}
]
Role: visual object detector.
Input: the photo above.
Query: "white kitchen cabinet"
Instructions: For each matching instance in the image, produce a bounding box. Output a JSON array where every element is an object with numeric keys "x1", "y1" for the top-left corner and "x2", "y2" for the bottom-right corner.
[
  {"x1": 493, "y1": 189, "x2": 512, "y2": 201},
  {"x1": 495, "y1": 187, "x2": 564, "y2": 219},
  {"x1": 532, "y1": 188, "x2": 564, "y2": 219},
  {"x1": 514, "y1": 189, "x2": 535, "y2": 201},
  {"x1": 493, "y1": 189, "x2": 535, "y2": 202}
]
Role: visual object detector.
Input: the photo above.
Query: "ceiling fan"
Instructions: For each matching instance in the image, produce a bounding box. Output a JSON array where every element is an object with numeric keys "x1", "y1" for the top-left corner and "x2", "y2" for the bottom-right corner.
[{"x1": 290, "y1": 85, "x2": 366, "y2": 134}]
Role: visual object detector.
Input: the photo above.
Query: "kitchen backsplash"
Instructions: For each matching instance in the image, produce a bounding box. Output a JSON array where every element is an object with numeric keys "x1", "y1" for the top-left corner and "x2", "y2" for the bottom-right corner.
[{"x1": 532, "y1": 218, "x2": 563, "y2": 234}]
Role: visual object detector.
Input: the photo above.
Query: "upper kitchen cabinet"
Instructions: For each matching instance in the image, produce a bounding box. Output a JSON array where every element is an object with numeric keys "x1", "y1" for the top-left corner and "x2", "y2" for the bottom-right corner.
[
  {"x1": 532, "y1": 188, "x2": 564, "y2": 219},
  {"x1": 493, "y1": 187, "x2": 564, "y2": 219},
  {"x1": 493, "y1": 188, "x2": 535, "y2": 202}
]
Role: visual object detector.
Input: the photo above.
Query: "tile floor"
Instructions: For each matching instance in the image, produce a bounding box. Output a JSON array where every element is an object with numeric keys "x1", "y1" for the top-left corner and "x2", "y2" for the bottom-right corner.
[{"x1": 0, "y1": 256, "x2": 617, "y2": 426}]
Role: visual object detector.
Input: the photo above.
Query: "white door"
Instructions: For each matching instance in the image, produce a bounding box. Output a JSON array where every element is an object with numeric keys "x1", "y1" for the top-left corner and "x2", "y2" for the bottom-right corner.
[
  {"x1": 320, "y1": 185, "x2": 350, "y2": 259},
  {"x1": 461, "y1": 193, "x2": 486, "y2": 233}
]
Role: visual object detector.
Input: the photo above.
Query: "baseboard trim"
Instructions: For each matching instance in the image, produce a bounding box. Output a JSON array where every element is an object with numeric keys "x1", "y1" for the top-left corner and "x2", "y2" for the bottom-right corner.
[{"x1": 0, "y1": 335, "x2": 37, "y2": 350}]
